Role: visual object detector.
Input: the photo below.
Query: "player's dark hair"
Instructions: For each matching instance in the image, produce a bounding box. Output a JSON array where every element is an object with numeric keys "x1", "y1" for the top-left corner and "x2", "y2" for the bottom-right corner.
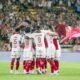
[
  {"x1": 25, "y1": 27, "x2": 30, "y2": 33},
  {"x1": 36, "y1": 26, "x2": 41, "y2": 30},
  {"x1": 15, "y1": 28, "x2": 20, "y2": 32}
]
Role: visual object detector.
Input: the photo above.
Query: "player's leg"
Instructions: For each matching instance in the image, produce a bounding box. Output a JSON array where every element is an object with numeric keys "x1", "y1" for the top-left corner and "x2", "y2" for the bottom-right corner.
[
  {"x1": 40, "y1": 58, "x2": 47, "y2": 74},
  {"x1": 47, "y1": 47, "x2": 57, "y2": 74},
  {"x1": 40, "y1": 48, "x2": 47, "y2": 74},
  {"x1": 48, "y1": 58, "x2": 59, "y2": 75},
  {"x1": 48, "y1": 58, "x2": 57, "y2": 73},
  {"x1": 28, "y1": 51, "x2": 35, "y2": 74},
  {"x1": 23, "y1": 52, "x2": 27, "y2": 74},
  {"x1": 15, "y1": 52, "x2": 21, "y2": 74},
  {"x1": 47, "y1": 46, "x2": 58, "y2": 75},
  {"x1": 10, "y1": 51, "x2": 15, "y2": 74},
  {"x1": 36, "y1": 49, "x2": 42, "y2": 74},
  {"x1": 36, "y1": 58, "x2": 42, "y2": 74},
  {"x1": 15, "y1": 57, "x2": 20, "y2": 74},
  {"x1": 15, "y1": 51, "x2": 21, "y2": 74},
  {"x1": 25, "y1": 60, "x2": 32, "y2": 74},
  {"x1": 49, "y1": 46, "x2": 59, "y2": 75},
  {"x1": 25, "y1": 60, "x2": 29, "y2": 74},
  {"x1": 23, "y1": 51, "x2": 28, "y2": 73},
  {"x1": 23, "y1": 50, "x2": 30, "y2": 74},
  {"x1": 53, "y1": 39, "x2": 61, "y2": 73},
  {"x1": 46, "y1": 47, "x2": 52, "y2": 74},
  {"x1": 23, "y1": 60, "x2": 26, "y2": 73},
  {"x1": 10, "y1": 57, "x2": 15, "y2": 73},
  {"x1": 43, "y1": 50, "x2": 47, "y2": 74},
  {"x1": 54, "y1": 48, "x2": 61, "y2": 72},
  {"x1": 44, "y1": 58, "x2": 47, "y2": 74},
  {"x1": 30, "y1": 49, "x2": 36, "y2": 74},
  {"x1": 26, "y1": 51, "x2": 34, "y2": 74},
  {"x1": 54, "y1": 60, "x2": 59, "y2": 72},
  {"x1": 16, "y1": 58, "x2": 20, "y2": 70},
  {"x1": 30, "y1": 59, "x2": 35, "y2": 74}
]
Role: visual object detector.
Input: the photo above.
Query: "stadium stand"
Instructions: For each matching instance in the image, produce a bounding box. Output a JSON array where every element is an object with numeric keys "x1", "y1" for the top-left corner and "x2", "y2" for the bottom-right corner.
[{"x1": 0, "y1": 0, "x2": 80, "y2": 51}]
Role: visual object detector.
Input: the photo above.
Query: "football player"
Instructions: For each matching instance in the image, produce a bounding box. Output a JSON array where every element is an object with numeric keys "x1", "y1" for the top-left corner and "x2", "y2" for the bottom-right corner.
[{"x1": 10, "y1": 29, "x2": 22, "y2": 74}]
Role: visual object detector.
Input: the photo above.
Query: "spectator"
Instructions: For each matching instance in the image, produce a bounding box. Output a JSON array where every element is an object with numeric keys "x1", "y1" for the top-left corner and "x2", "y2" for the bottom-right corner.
[{"x1": 55, "y1": 20, "x2": 66, "y2": 38}]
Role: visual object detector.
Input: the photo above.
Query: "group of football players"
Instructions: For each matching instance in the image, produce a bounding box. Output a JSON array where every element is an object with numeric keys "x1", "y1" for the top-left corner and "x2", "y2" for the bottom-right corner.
[{"x1": 10, "y1": 26, "x2": 61, "y2": 75}]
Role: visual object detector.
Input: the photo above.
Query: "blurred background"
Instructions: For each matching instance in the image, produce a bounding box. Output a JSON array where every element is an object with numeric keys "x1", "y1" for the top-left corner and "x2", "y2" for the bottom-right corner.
[{"x1": 0, "y1": 0, "x2": 80, "y2": 52}]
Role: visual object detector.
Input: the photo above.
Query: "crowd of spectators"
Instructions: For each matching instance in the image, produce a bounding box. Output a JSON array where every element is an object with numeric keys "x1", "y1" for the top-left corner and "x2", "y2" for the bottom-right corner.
[{"x1": 0, "y1": 0, "x2": 80, "y2": 51}]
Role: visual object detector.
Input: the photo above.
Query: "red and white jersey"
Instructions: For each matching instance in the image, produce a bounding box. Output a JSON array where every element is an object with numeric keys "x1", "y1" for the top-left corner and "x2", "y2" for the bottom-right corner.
[
  {"x1": 46, "y1": 35, "x2": 54, "y2": 47},
  {"x1": 10, "y1": 33, "x2": 21, "y2": 51},
  {"x1": 23, "y1": 38, "x2": 33, "y2": 50},
  {"x1": 32, "y1": 32, "x2": 46, "y2": 49},
  {"x1": 41, "y1": 30, "x2": 54, "y2": 48},
  {"x1": 22, "y1": 34, "x2": 33, "y2": 51}
]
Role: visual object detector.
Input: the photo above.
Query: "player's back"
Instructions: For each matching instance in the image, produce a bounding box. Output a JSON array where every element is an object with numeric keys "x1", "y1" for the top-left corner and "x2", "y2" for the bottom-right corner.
[
  {"x1": 33, "y1": 32, "x2": 45, "y2": 48},
  {"x1": 10, "y1": 33, "x2": 21, "y2": 51},
  {"x1": 23, "y1": 36, "x2": 33, "y2": 49}
]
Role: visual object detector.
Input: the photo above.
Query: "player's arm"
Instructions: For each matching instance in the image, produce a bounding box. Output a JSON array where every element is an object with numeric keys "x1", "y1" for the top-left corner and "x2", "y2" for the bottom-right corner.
[
  {"x1": 47, "y1": 31, "x2": 58, "y2": 36},
  {"x1": 19, "y1": 35, "x2": 24, "y2": 48},
  {"x1": 19, "y1": 40, "x2": 25, "y2": 48},
  {"x1": 32, "y1": 41, "x2": 36, "y2": 50},
  {"x1": 40, "y1": 30, "x2": 56, "y2": 35},
  {"x1": 54, "y1": 35, "x2": 59, "y2": 40}
]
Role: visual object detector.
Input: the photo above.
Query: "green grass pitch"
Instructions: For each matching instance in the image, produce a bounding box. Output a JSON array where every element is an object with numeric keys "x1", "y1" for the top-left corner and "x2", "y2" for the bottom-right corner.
[{"x1": 0, "y1": 62, "x2": 80, "y2": 80}]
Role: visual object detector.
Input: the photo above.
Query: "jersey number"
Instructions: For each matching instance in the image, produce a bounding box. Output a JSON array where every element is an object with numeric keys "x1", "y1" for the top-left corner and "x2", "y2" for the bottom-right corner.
[
  {"x1": 38, "y1": 37, "x2": 41, "y2": 43},
  {"x1": 14, "y1": 38, "x2": 17, "y2": 44}
]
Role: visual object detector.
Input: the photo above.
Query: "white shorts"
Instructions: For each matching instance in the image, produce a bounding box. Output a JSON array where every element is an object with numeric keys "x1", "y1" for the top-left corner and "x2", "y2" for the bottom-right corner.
[
  {"x1": 46, "y1": 45, "x2": 56, "y2": 59},
  {"x1": 36, "y1": 47, "x2": 46, "y2": 58},
  {"x1": 23, "y1": 49, "x2": 33, "y2": 60},
  {"x1": 11, "y1": 51, "x2": 21, "y2": 58}
]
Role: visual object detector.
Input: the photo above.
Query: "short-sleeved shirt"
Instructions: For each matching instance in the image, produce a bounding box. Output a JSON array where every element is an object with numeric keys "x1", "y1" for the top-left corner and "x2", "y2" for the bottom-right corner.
[{"x1": 10, "y1": 33, "x2": 21, "y2": 51}]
